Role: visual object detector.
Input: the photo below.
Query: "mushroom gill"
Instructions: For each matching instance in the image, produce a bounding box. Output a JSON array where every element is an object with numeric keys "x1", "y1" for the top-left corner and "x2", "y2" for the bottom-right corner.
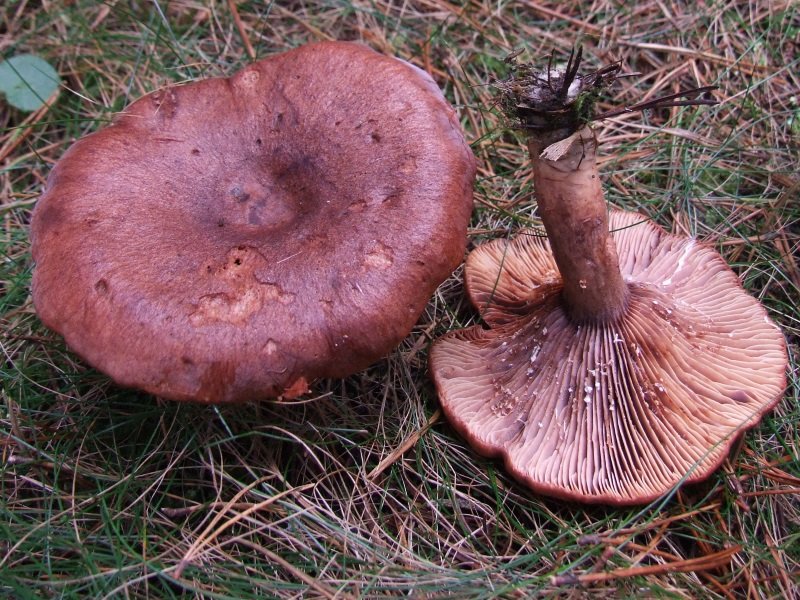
[{"x1": 430, "y1": 210, "x2": 787, "y2": 505}]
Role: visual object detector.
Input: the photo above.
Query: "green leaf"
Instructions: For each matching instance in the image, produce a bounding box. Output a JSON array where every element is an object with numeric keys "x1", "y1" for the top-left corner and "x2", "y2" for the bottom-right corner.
[{"x1": 0, "y1": 54, "x2": 61, "y2": 112}]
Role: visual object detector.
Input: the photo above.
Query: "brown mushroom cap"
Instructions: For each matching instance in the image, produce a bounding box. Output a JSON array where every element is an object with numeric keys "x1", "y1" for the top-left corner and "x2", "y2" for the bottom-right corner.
[
  {"x1": 430, "y1": 210, "x2": 787, "y2": 505},
  {"x1": 31, "y1": 41, "x2": 476, "y2": 403}
]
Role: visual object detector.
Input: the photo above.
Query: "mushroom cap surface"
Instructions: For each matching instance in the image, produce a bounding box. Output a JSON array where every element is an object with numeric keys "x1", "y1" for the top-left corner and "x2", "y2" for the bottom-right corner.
[
  {"x1": 429, "y1": 210, "x2": 787, "y2": 505},
  {"x1": 31, "y1": 41, "x2": 476, "y2": 403}
]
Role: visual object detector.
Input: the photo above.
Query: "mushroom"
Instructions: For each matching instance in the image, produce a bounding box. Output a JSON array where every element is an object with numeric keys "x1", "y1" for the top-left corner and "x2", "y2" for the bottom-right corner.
[
  {"x1": 429, "y1": 51, "x2": 787, "y2": 504},
  {"x1": 31, "y1": 41, "x2": 476, "y2": 403}
]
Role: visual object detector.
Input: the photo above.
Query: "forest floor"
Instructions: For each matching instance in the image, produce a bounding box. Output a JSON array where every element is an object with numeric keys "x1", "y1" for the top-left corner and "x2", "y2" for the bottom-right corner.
[{"x1": 1, "y1": 1, "x2": 798, "y2": 598}]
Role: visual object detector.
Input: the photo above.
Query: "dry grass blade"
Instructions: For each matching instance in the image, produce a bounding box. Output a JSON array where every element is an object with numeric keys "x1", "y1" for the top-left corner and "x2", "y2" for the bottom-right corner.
[
  {"x1": 0, "y1": 88, "x2": 59, "y2": 164},
  {"x1": 226, "y1": 0, "x2": 256, "y2": 60},
  {"x1": 521, "y1": 1, "x2": 602, "y2": 34},
  {"x1": 174, "y1": 478, "x2": 315, "y2": 577},
  {"x1": 616, "y1": 41, "x2": 777, "y2": 75},
  {"x1": 233, "y1": 542, "x2": 356, "y2": 600},
  {"x1": 552, "y1": 545, "x2": 743, "y2": 585},
  {"x1": 367, "y1": 409, "x2": 442, "y2": 481}
]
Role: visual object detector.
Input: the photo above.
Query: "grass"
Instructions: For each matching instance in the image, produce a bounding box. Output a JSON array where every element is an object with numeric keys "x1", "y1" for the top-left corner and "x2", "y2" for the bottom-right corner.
[{"x1": 1, "y1": 0, "x2": 798, "y2": 597}]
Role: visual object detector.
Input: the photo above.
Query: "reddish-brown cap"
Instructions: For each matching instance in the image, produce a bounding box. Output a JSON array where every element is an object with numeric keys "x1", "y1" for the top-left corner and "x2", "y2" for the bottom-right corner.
[
  {"x1": 430, "y1": 210, "x2": 787, "y2": 505},
  {"x1": 31, "y1": 41, "x2": 476, "y2": 403}
]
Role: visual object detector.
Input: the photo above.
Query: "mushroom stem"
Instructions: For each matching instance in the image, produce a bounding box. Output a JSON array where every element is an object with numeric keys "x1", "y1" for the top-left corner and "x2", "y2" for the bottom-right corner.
[
  {"x1": 497, "y1": 47, "x2": 719, "y2": 325},
  {"x1": 527, "y1": 127, "x2": 628, "y2": 324}
]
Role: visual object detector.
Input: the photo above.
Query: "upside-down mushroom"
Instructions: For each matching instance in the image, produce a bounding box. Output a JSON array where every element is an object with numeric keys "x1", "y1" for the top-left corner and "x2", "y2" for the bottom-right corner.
[
  {"x1": 429, "y1": 50, "x2": 787, "y2": 505},
  {"x1": 31, "y1": 41, "x2": 476, "y2": 403}
]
